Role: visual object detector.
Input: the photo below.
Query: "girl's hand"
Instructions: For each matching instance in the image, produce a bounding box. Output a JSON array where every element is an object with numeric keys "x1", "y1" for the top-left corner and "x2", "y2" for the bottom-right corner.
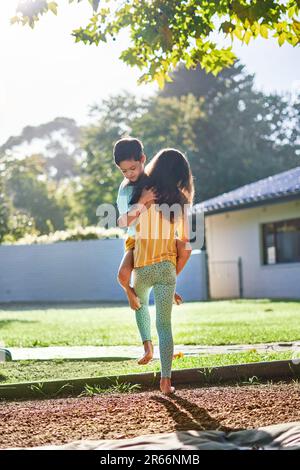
[
  {"x1": 139, "y1": 188, "x2": 157, "y2": 205},
  {"x1": 173, "y1": 292, "x2": 183, "y2": 305}
]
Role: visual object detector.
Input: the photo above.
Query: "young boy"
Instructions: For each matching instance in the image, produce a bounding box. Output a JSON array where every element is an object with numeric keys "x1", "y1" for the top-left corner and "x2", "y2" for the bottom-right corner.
[{"x1": 114, "y1": 136, "x2": 188, "y2": 314}]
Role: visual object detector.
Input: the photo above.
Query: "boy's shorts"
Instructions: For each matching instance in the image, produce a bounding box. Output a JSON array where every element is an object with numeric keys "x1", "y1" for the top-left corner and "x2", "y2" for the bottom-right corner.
[{"x1": 125, "y1": 236, "x2": 135, "y2": 251}]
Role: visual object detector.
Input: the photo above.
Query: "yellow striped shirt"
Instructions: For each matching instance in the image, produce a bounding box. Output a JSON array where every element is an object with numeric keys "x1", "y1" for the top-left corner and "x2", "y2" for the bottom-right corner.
[{"x1": 133, "y1": 204, "x2": 188, "y2": 268}]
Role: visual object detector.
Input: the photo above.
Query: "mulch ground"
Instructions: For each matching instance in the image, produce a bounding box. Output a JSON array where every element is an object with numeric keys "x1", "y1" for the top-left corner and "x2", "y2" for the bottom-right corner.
[{"x1": 1, "y1": 382, "x2": 300, "y2": 449}]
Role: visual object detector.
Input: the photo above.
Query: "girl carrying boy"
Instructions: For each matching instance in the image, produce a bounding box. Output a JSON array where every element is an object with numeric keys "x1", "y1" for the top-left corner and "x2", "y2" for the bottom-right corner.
[{"x1": 114, "y1": 138, "x2": 194, "y2": 394}]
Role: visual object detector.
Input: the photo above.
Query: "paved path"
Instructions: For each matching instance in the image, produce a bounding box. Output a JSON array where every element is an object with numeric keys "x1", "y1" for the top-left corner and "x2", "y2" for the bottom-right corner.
[{"x1": 4, "y1": 341, "x2": 300, "y2": 361}]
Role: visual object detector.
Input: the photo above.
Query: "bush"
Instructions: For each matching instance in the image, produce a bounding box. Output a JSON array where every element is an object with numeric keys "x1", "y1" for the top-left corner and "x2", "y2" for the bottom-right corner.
[{"x1": 1, "y1": 225, "x2": 125, "y2": 245}]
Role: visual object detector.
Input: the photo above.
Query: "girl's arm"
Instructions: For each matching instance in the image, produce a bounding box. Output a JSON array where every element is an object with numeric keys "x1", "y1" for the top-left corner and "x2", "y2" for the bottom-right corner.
[
  {"x1": 176, "y1": 210, "x2": 192, "y2": 276},
  {"x1": 176, "y1": 242, "x2": 192, "y2": 275},
  {"x1": 117, "y1": 188, "x2": 156, "y2": 228}
]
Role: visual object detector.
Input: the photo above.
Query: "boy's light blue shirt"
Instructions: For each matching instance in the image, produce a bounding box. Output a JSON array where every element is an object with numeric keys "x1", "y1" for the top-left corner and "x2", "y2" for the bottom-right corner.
[{"x1": 116, "y1": 180, "x2": 136, "y2": 237}]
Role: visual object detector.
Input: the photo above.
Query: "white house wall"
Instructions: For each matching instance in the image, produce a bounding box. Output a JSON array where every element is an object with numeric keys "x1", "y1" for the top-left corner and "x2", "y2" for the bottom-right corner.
[{"x1": 205, "y1": 199, "x2": 300, "y2": 299}]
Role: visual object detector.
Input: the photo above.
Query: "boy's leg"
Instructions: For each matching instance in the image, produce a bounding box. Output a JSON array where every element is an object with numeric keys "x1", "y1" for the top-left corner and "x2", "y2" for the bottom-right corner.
[
  {"x1": 117, "y1": 249, "x2": 141, "y2": 310},
  {"x1": 133, "y1": 266, "x2": 154, "y2": 365}
]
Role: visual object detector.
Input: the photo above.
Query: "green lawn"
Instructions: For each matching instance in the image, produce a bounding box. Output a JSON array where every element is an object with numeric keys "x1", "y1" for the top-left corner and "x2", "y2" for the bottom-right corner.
[
  {"x1": 0, "y1": 299, "x2": 299, "y2": 347},
  {"x1": 0, "y1": 351, "x2": 294, "y2": 385}
]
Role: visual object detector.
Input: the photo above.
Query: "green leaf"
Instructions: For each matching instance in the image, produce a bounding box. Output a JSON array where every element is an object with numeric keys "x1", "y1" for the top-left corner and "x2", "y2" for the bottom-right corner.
[
  {"x1": 251, "y1": 22, "x2": 260, "y2": 36},
  {"x1": 10, "y1": 16, "x2": 20, "y2": 25},
  {"x1": 243, "y1": 30, "x2": 252, "y2": 44},
  {"x1": 292, "y1": 20, "x2": 300, "y2": 34},
  {"x1": 288, "y1": 6, "x2": 296, "y2": 18},
  {"x1": 220, "y1": 21, "x2": 234, "y2": 34},
  {"x1": 48, "y1": 2, "x2": 58, "y2": 15},
  {"x1": 155, "y1": 72, "x2": 165, "y2": 89},
  {"x1": 260, "y1": 24, "x2": 268, "y2": 39},
  {"x1": 290, "y1": 35, "x2": 299, "y2": 46},
  {"x1": 278, "y1": 33, "x2": 286, "y2": 46},
  {"x1": 233, "y1": 26, "x2": 243, "y2": 40}
]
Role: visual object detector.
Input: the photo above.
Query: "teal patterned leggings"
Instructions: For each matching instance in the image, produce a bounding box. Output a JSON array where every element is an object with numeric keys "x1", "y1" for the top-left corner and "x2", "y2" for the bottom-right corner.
[{"x1": 133, "y1": 260, "x2": 176, "y2": 378}]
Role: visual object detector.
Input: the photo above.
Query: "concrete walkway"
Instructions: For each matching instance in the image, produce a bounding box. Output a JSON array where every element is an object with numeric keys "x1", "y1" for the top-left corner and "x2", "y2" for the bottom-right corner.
[{"x1": 6, "y1": 341, "x2": 300, "y2": 361}]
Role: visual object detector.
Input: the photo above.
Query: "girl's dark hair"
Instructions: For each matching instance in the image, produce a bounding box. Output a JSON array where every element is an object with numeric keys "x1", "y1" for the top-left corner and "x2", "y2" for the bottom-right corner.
[
  {"x1": 113, "y1": 137, "x2": 144, "y2": 166},
  {"x1": 130, "y1": 148, "x2": 194, "y2": 222}
]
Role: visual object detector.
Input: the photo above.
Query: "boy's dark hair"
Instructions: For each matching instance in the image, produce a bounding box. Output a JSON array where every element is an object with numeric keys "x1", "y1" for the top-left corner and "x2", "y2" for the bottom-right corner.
[{"x1": 113, "y1": 137, "x2": 144, "y2": 166}]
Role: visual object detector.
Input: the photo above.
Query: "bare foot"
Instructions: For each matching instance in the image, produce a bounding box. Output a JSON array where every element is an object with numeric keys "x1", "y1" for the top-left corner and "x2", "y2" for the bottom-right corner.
[
  {"x1": 173, "y1": 292, "x2": 183, "y2": 305},
  {"x1": 126, "y1": 287, "x2": 141, "y2": 310},
  {"x1": 138, "y1": 340, "x2": 153, "y2": 365},
  {"x1": 160, "y1": 377, "x2": 175, "y2": 395}
]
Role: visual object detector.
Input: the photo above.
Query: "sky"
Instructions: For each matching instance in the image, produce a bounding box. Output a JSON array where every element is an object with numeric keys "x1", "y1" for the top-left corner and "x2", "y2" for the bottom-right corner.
[{"x1": 0, "y1": 0, "x2": 299, "y2": 146}]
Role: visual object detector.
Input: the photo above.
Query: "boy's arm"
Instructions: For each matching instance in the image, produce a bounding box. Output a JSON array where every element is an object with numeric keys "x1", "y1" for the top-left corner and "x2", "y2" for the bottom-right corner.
[
  {"x1": 116, "y1": 183, "x2": 129, "y2": 223},
  {"x1": 117, "y1": 188, "x2": 156, "y2": 228}
]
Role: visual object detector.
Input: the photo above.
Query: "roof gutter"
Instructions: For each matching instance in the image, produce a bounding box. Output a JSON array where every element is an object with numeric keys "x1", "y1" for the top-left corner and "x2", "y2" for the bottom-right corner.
[{"x1": 192, "y1": 192, "x2": 300, "y2": 217}]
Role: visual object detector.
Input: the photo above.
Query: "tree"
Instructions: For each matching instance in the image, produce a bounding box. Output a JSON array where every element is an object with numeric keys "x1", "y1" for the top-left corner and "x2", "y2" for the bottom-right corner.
[
  {"x1": 0, "y1": 117, "x2": 83, "y2": 181},
  {"x1": 0, "y1": 118, "x2": 85, "y2": 237},
  {"x1": 12, "y1": 0, "x2": 300, "y2": 86},
  {"x1": 0, "y1": 172, "x2": 10, "y2": 242},
  {"x1": 160, "y1": 62, "x2": 249, "y2": 100},
  {"x1": 77, "y1": 92, "x2": 144, "y2": 224},
  {"x1": 133, "y1": 64, "x2": 300, "y2": 202},
  {"x1": 4, "y1": 154, "x2": 68, "y2": 234},
  {"x1": 72, "y1": 65, "x2": 300, "y2": 209}
]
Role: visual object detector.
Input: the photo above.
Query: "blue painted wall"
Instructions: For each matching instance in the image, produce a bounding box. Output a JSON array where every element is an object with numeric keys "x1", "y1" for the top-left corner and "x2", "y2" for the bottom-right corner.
[{"x1": 0, "y1": 239, "x2": 207, "y2": 303}]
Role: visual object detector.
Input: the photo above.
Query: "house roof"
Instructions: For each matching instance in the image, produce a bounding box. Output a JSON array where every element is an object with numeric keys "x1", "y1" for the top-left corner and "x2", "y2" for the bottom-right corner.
[{"x1": 192, "y1": 166, "x2": 300, "y2": 216}]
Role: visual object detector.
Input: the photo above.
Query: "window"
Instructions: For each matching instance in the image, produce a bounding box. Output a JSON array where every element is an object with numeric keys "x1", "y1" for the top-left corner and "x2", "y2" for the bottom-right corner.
[{"x1": 262, "y1": 218, "x2": 300, "y2": 265}]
